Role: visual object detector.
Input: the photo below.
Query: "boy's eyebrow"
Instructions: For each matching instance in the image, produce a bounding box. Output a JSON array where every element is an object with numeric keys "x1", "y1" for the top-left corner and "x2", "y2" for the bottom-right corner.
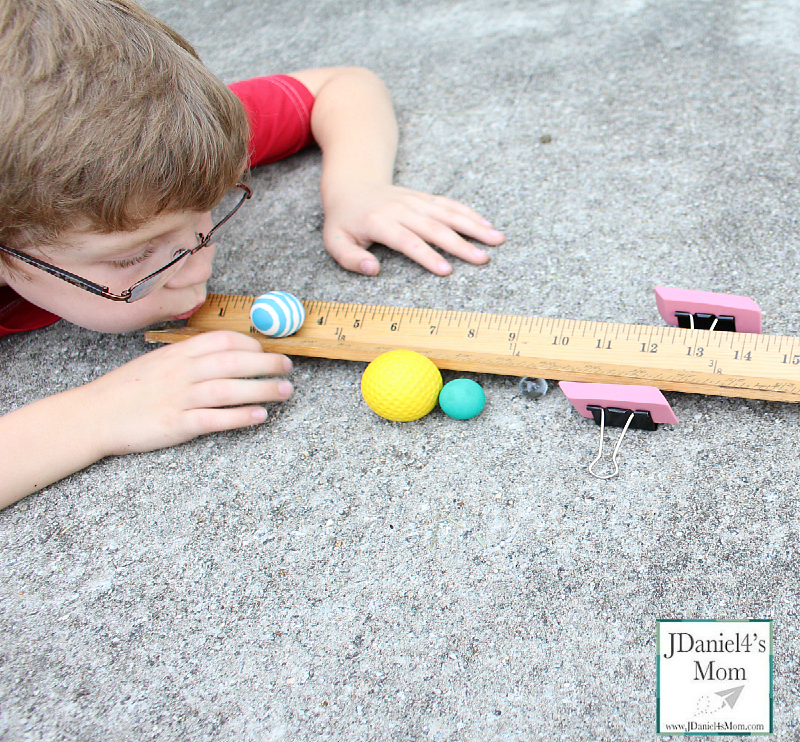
[
  {"x1": 52, "y1": 233, "x2": 157, "y2": 261},
  {"x1": 101, "y1": 232, "x2": 175, "y2": 256},
  {"x1": 58, "y1": 214, "x2": 199, "y2": 258}
]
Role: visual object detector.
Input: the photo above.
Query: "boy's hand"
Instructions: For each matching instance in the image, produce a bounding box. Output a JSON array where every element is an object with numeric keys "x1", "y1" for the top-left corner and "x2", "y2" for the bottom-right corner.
[
  {"x1": 0, "y1": 331, "x2": 292, "y2": 509},
  {"x1": 288, "y1": 67, "x2": 504, "y2": 277},
  {"x1": 321, "y1": 182, "x2": 505, "y2": 276},
  {"x1": 90, "y1": 330, "x2": 293, "y2": 456}
]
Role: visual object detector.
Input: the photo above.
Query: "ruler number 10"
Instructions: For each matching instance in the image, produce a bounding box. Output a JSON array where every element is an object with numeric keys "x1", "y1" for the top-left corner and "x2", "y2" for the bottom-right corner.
[{"x1": 552, "y1": 336, "x2": 569, "y2": 346}]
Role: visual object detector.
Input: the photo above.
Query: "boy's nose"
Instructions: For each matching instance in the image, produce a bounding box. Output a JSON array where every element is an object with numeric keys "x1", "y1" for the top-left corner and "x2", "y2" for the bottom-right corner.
[
  {"x1": 162, "y1": 213, "x2": 215, "y2": 290},
  {"x1": 164, "y1": 243, "x2": 215, "y2": 290}
]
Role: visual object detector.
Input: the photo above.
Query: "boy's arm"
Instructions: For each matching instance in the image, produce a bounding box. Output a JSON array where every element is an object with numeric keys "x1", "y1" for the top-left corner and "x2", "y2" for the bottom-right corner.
[
  {"x1": 0, "y1": 332, "x2": 292, "y2": 509},
  {"x1": 0, "y1": 386, "x2": 108, "y2": 507},
  {"x1": 287, "y1": 67, "x2": 505, "y2": 277}
]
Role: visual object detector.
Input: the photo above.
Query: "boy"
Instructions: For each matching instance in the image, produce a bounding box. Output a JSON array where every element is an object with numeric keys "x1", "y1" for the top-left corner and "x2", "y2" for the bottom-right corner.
[{"x1": 0, "y1": 0, "x2": 504, "y2": 508}]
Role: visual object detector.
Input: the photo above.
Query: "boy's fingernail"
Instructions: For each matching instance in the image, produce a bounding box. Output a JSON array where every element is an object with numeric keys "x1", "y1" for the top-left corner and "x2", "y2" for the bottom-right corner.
[
  {"x1": 361, "y1": 260, "x2": 379, "y2": 276},
  {"x1": 437, "y1": 261, "x2": 452, "y2": 274},
  {"x1": 473, "y1": 247, "x2": 487, "y2": 258},
  {"x1": 481, "y1": 218, "x2": 493, "y2": 227},
  {"x1": 279, "y1": 381, "x2": 294, "y2": 397},
  {"x1": 488, "y1": 229, "x2": 504, "y2": 238},
  {"x1": 283, "y1": 357, "x2": 293, "y2": 373},
  {"x1": 252, "y1": 407, "x2": 267, "y2": 422}
]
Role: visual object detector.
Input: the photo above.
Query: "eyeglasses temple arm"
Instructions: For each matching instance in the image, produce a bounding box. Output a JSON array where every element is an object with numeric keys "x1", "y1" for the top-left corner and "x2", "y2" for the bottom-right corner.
[
  {"x1": 0, "y1": 243, "x2": 129, "y2": 301},
  {"x1": 192, "y1": 182, "x2": 253, "y2": 253}
]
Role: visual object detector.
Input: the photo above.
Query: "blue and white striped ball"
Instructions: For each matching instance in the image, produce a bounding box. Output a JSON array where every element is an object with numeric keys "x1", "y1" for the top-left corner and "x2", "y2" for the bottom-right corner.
[{"x1": 250, "y1": 291, "x2": 306, "y2": 337}]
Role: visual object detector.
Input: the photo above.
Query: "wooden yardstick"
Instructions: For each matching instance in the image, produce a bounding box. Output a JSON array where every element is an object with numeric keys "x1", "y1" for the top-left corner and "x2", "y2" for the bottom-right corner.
[{"x1": 145, "y1": 293, "x2": 800, "y2": 403}]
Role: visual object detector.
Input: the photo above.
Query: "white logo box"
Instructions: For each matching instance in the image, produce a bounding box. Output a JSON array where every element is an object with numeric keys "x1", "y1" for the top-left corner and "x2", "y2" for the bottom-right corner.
[{"x1": 657, "y1": 619, "x2": 772, "y2": 736}]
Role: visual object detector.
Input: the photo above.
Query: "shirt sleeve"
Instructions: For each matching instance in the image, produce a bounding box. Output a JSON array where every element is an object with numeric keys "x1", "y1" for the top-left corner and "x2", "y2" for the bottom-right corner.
[
  {"x1": 0, "y1": 286, "x2": 60, "y2": 339},
  {"x1": 228, "y1": 74, "x2": 315, "y2": 168}
]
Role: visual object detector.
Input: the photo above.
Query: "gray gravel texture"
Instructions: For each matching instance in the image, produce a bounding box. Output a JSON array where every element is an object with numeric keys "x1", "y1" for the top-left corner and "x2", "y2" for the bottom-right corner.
[{"x1": 2, "y1": 0, "x2": 799, "y2": 740}]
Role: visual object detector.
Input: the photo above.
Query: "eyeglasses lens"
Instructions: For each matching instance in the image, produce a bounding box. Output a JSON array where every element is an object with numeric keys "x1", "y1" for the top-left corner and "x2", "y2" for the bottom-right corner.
[{"x1": 126, "y1": 252, "x2": 190, "y2": 302}]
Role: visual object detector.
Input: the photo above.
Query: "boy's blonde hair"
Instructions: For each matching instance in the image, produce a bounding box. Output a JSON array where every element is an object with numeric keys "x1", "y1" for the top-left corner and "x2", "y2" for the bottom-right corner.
[{"x1": 0, "y1": 0, "x2": 250, "y2": 253}]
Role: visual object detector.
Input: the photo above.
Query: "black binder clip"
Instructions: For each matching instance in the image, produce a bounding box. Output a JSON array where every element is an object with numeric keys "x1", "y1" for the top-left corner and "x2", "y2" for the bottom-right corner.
[
  {"x1": 560, "y1": 382, "x2": 679, "y2": 480},
  {"x1": 655, "y1": 286, "x2": 762, "y2": 334}
]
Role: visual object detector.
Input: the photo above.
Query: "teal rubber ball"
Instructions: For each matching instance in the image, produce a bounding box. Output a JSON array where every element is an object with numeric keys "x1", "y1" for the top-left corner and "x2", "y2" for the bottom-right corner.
[{"x1": 438, "y1": 379, "x2": 485, "y2": 420}]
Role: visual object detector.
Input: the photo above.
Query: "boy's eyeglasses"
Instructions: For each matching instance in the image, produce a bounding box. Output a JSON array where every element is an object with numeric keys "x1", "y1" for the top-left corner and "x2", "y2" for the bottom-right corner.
[{"x1": 0, "y1": 182, "x2": 252, "y2": 303}]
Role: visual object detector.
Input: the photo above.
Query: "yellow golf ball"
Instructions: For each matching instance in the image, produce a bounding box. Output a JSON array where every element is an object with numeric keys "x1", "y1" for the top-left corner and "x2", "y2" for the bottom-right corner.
[{"x1": 361, "y1": 350, "x2": 443, "y2": 422}]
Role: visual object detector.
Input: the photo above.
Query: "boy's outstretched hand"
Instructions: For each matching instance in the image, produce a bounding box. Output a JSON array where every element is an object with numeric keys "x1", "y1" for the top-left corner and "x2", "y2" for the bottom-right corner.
[
  {"x1": 0, "y1": 331, "x2": 292, "y2": 509},
  {"x1": 289, "y1": 67, "x2": 505, "y2": 277},
  {"x1": 321, "y1": 181, "x2": 505, "y2": 276}
]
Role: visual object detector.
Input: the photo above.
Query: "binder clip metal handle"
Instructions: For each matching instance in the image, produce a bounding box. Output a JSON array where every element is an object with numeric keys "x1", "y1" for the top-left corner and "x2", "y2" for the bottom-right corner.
[
  {"x1": 559, "y1": 382, "x2": 679, "y2": 479},
  {"x1": 586, "y1": 406, "x2": 636, "y2": 480}
]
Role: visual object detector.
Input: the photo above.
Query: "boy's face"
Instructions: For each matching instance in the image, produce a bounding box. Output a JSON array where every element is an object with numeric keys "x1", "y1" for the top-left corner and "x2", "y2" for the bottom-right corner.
[{"x1": 1, "y1": 210, "x2": 216, "y2": 333}]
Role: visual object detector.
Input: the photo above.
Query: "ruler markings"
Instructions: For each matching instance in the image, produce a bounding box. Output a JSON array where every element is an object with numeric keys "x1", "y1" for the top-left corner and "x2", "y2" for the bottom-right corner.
[{"x1": 143, "y1": 294, "x2": 800, "y2": 403}]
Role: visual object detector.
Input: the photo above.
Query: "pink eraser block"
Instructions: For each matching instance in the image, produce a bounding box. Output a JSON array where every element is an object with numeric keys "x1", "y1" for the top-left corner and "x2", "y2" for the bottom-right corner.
[
  {"x1": 654, "y1": 286, "x2": 762, "y2": 333},
  {"x1": 559, "y1": 381, "x2": 679, "y2": 424}
]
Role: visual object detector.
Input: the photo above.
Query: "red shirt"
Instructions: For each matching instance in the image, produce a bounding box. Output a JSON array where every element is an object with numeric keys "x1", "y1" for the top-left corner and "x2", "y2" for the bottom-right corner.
[
  {"x1": 0, "y1": 74, "x2": 315, "y2": 339},
  {"x1": 229, "y1": 74, "x2": 315, "y2": 166}
]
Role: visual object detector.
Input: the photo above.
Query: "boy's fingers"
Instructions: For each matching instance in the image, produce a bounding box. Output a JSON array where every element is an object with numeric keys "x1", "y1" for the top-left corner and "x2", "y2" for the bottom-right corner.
[
  {"x1": 405, "y1": 191, "x2": 505, "y2": 240},
  {"x1": 370, "y1": 222, "x2": 455, "y2": 275},
  {"x1": 323, "y1": 230, "x2": 381, "y2": 276},
  {"x1": 418, "y1": 193, "x2": 494, "y2": 224},
  {"x1": 410, "y1": 197, "x2": 505, "y2": 249},
  {"x1": 394, "y1": 212, "x2": 490, "y2": 266},
  {"x1": 366, "y1": 199, "x2": 503, "y2": 272},
  {"x1": 187, "y1": 377, "x2": 293, "y2": 410},
  {"x1": 176, "y1": 329, "x2": 265, "y2": 358},
  {"x1": 190, "y1": 349, "x2": 292, "y2": 382},
  {"x1": 182, "y1": 406, "x2": 271, "y2": 438},
  {"x1": 425, "y1": 205, "x2": 506, "y2": 248},
  {"x1": 367, "y1": 211, "x2": 500, "y2": 273}
]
